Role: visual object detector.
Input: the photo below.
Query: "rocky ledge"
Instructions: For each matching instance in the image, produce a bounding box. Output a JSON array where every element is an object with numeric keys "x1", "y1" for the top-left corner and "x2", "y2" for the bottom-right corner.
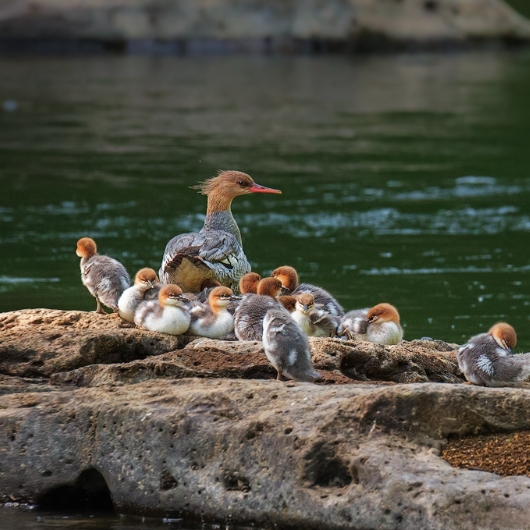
[{"x1": 2, "y1": 309, "x2": 530, "y2": 529}]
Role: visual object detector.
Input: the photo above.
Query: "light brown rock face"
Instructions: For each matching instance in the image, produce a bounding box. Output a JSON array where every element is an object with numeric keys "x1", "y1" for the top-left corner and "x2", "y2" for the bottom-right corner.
[
  {"x1": 0, "y1": 0, "x2": 529, "y2": 45},
  {"x1": 3, "y1": 309, "x2": 530, "y2": 529}
]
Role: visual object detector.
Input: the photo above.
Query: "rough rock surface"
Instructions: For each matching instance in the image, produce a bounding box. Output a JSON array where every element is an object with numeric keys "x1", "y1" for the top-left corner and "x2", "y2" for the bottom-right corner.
[
  {"x1": 3, "y1": 309, "x2": 530, "y2": 529},
  {"x1": 0, "y1": 0, "x2": 529, "y2": 47}
]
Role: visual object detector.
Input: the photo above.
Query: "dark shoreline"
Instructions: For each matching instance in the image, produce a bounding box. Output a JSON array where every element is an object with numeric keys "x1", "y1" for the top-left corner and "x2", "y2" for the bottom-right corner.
[{"x1": 1, "y1": 35, "x2": 529, "y2": 56}]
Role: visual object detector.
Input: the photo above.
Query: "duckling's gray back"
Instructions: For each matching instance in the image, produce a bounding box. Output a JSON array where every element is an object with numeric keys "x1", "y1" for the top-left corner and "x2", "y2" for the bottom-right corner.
[
  {"x1": 262, "y1": 308, "x2": 321, "y2": 383},
  {"x1": 234, "y1": 294, "x2": 285, "y2": 341}
]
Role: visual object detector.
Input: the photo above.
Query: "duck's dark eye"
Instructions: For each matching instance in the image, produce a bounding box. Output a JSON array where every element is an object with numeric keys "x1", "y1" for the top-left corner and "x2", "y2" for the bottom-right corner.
[{"x1": 238, "y1": 180, "x2": 245, "y2": 186}]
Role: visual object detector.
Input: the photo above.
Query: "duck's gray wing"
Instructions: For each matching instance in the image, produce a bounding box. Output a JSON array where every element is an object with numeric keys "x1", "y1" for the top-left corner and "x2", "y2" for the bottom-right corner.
[{"x1": 159, "y1": 230, "x2": 250, "y2": 292}]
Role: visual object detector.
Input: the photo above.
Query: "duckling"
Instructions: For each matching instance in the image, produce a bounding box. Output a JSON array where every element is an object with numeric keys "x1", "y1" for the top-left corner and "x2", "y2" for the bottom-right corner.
[
  {"x1": 278, "y1": 295, "x2": 297, "y2": 313},
  {"x1": 338, "y1": 303, "x2": 403, "y2": 345},
  {"x1": 239, "y1": 272, "x2": 262, "y2": 294},
  {"x1": 292, "y1": 292, "x2": 340, "y2": 337},
  {"x1": 118, "y1": 268, "x2": 160, "y2": 322},
  {"x1": 160, "y1": 171, "x2": 281, "y2": 293},
  {"x1": 457, "y1": 323, "x2": 530, "y2": 386},
  {"x1": 234, "y1": 277, "x2": 288, "y2": 341},
  {"x1": 76, "y1": 237, "x2": 130, "y2": 314},
  {"x1": 263, "y1": 308, "x2": 322, "y2": 383},
  {"x1": 196, "y1": 278, "x2": 223, "y2": 304},
  {"x1": 271, "y1": 265, "x2": 344, "y2": 317},
  {"x1": 134, "y1": 284, "x2": 191, "y2": 335},
  {"x1": 188, "y1": 286, "x2": 240, "y2": 338}
]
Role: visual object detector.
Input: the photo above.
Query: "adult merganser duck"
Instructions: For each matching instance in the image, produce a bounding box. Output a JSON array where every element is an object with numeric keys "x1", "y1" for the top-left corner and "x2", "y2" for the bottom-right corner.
[
  {"x1": 159, "y1": 171, "x2": 281, "y2": 294},
  {"x1": 234, "y1": 277, "x2": 288, "y2": 341},
  {"x1": 134, "y1": 284, "x2": 191, "y2": 335},
  {"x1": 457, "y1": 323, "x2": 530, "y2": 386},
  {"x1": 76, "y1": 237, "x2": 130, "y2": 314},
  {"x1": 338, "y1": 303, "x2": 403, "y2": 345},
  {"x1": 271, "y1": 265, "x2": 344, "y2": 317},
  {"x1": 263, "y1": 308, "x2": 322, "y2": 383},
  {"x1": 292, "y1": 292, "x2": 340, "y2": 337},
  {"x1": 188, "y1": 286, "x2": 240, "y2": 338},
  {"x1": 118, "y1": 268, "x2": 160, "y2": 322}
]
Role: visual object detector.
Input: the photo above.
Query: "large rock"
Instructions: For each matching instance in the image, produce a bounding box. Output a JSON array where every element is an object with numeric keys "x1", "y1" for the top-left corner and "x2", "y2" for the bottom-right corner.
[
  {"x1": 0, "y1": 0, "x2": 529, "y2": 46},
  {"x1": 2, "y1": 379, "x2": 530, "y2": 528},
  {"x1": 3, "y1": 308, "x2": 530, "y2": 529}
]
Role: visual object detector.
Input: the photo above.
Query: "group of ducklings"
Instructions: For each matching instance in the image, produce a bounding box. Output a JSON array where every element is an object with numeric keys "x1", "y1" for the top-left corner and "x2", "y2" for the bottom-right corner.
[
  {"x1": 77, "y1": 236, "x2": 528, "y2": 387},
  {"x1": 76, "y1": 237, "x2": 403, "y2": 383}
]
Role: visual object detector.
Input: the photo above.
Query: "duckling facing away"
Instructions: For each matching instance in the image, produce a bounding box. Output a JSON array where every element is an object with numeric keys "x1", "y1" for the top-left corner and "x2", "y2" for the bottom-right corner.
[
  {"x1": 76, "y1": 237, "x2": 130, "y2": 314},
  {"x1": 263, "y1": 308, "x2": 322, "y2": 383},
  {"x1": 234, "y1": 277, "x2": 287, "y2": 341},
  {"x1": 134, "y1": 284, "x2": 191, "y2": 335},
  {"x1": 457, "y1": 323, "x2": 530, "y2": 386},
  {"x1": 118, "y1": 268, "x2": 160, "y2": 322},
  {"x1": 188, "y1": 286, "x2": 240, "y2": 338},
  {"x1": 271, "y1": 265, "x2": 344, "y2": 317},
  {"x1": 338, "y1": 303, "x2": 403, "y2": 345},
  {"x1": 292, "y1": 292, "x2": 340, "y2": 337}
]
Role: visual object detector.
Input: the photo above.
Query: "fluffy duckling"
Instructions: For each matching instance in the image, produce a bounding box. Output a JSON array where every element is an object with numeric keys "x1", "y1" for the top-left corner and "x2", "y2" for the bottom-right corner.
[
  {"x1": 188, "y1": 286, "x2": 240, "y2": 338},
  {"x1": 292, "y1": 292, "x2": 340, "y2": 337},
  {"x1": 271, "y1": 265, "x2": 344, "y2": 317},
  {"x1": 118, "y1": 268, "x2": 160, "y2": 322},
  {"x1": 234, "y1": 277, "x2": 288, "y2": 341},
  {"x1": 159, "y1": 171, "x2": 281, "y2": 293},
  {"x1": 239, "y1": 272, "x2": 262, "y2": 294},
  {"x1": 263, "y1": 308, "x2": 322, "y2": 383},
  {"x1": 134, "y1": 284, "x2": 191, "y2": 335},
  {"x1": 76, "y1": 237, "x2": 130, "y2": 314},
  {"x1": 457, "y1": 323, "x2": 530, "y2": 386},
  {"x1": 338, "y1": 303, "x2": 403, "y2": 345}
]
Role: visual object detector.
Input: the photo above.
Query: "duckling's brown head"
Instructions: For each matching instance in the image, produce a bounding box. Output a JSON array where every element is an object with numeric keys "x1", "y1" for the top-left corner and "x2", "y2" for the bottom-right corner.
[
  {"x1": 271, "y1": 265, "x2": 299, "y2": 292},
  {"x1": 489, "y1": 322, "x2": 517, "y2": 350},
  {"x1": 159, "y1": 284, "x2": 186, "y2": 306},
  {"x1": 239, "y1": 272, "x2": 262, "y2": 294},
  {"x1": 76, "y1": 237, "x2": 97, "y2": 258},
  {"x1": 257, "y1": 277, "x2": 283, "y2": 299},
  {"x1": 209, "y1": 286, "x2": 235, "y2": 309},
  {"x1": 296, "y1": 292, "x2": 315, "y2": 315},
  {"x1": 134, "y1": 268, "x2": 159, "y2": 288},
  {"x1": 367, "y1": 303, "x2": 400, "y2": 324}
]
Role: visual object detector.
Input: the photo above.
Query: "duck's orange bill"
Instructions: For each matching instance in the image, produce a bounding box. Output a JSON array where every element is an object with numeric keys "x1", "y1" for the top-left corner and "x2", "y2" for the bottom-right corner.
[{"x1": 248, "y1": 183, "x2": 282, "y2": 194}]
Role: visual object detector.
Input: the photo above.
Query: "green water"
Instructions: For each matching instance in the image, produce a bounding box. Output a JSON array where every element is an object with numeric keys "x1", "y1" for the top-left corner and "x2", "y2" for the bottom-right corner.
[{"x1": 1, "y1": 51, "x2": 530, "y2": 349}]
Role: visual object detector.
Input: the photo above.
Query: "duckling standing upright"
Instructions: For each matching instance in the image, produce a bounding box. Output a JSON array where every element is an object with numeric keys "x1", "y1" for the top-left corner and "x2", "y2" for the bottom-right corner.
[
  {"x1": 160, "y1": 171, "x2": 281, "y2": 293},
  {"x1": 76, "y1": 237, "x2": 130, "y2": 314},
  {"x1": 134, "y1": 284, "x2": 191, "y2": 335},
  {"x1": 338, "y1": 303, "x2": 403, "y2": 345},
  {"x1": 118, "y1": 268, "x2": 159, "y2": 322},
  {"x1": 271, "y1": 265, "x2": 344, "y2": 317},
  {"x1": 188, "y1": 286, "x2": 240, "y2": 338},
  {"x1": 263, "y1": 308, "x2": 322, "y2": 383},
  {"x1": 457, "y1": 323, "x2": 530, "y2": 386}
]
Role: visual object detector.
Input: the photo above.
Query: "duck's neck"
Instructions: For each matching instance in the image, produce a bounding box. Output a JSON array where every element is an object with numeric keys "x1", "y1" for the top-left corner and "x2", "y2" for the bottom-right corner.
[{"x1": 202, "y1": 198, "x2": 242, "y2": 245}]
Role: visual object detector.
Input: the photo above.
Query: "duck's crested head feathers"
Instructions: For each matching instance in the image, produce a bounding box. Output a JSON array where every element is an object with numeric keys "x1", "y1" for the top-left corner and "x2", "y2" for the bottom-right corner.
[
  {"x1": 367, "y1": 303, "x2": 400, "y2": 324},
  {"x1": 257, "y1": 277, "x2": 283, "y2": 299},
  {"x1": 134, "y1": 267, "x2": 159, "y2": 287},
  {"x1": 489, "y1": 322, "x2": 517, "y2": 350},
  {"x1": 76, "y1": 237, "x2": 97, "y2": 258},
  {"x1": 239, "y1": 272, "x2": 262, "y2": 294},
  {"x1": 192, "y1": 170, "x2": 281, "y2": 198},
  {"x1": 271, "y1": 265, "x2": 299, "y2": 292}
]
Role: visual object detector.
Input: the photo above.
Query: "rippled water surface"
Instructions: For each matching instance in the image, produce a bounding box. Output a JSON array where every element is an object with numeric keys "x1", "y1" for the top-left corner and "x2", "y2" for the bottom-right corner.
[{"x1": 1, "y1": 51, "x2": 530, "y2": 349}]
